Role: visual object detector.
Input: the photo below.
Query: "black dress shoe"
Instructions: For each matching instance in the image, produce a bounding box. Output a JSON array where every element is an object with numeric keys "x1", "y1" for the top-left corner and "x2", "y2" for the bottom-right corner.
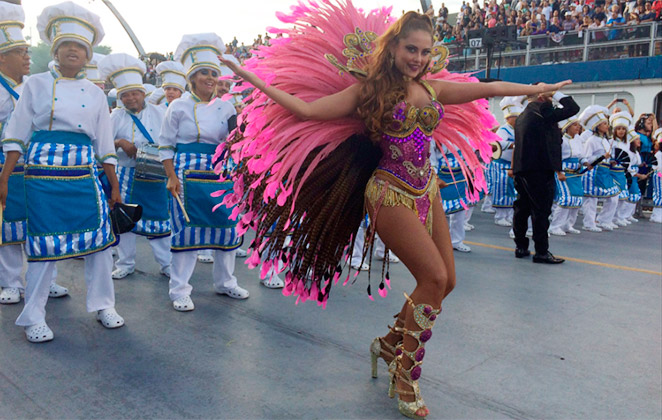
[
  {"x1": 533, "y1": 252, "x2": 565, "y2": 264},
  {"x1": 515, "y1": 248, "x2": 531, "y2": 258}
]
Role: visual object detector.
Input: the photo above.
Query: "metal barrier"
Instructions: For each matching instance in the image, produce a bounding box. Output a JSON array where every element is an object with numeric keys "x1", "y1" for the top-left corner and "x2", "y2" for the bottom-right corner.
[{"x1": 446, "y1": 22, "x2": 662, "y2": 72}]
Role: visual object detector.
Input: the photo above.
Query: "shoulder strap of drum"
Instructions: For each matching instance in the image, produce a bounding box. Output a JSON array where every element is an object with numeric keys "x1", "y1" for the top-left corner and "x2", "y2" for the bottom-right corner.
[
  {"x1": 128, "y1": 112, "x2": 154, "y2": 144},
  {"x1": 0, "y1": 74, "x2": 19, "y2": 100}
]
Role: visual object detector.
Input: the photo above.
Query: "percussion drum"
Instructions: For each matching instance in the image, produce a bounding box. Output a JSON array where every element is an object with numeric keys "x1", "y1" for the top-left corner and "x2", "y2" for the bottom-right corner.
[{"x1": 135, "y1": 144, "x2": 166, "y2": 180}]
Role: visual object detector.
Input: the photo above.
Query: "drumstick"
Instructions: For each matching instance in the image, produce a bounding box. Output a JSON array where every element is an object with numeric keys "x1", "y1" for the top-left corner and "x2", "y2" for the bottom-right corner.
[{"x1": 173, "y1": 193, "x2": 191, "y2": 223}]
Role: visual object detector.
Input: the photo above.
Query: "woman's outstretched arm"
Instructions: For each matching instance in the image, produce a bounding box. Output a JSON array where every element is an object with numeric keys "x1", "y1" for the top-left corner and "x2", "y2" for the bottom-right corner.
[
  {"x1": 220, "y1": 56, "x2": 360, "y2": 121},
  {"x1": 429, "y1": 79, "x2": 573, "y2": 105}
]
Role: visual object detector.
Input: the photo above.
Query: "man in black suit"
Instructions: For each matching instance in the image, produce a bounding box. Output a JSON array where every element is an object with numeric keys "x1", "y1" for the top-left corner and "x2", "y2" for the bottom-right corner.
[{"x1": 511, "y1": 89, "x2": 580, "y2": 264}]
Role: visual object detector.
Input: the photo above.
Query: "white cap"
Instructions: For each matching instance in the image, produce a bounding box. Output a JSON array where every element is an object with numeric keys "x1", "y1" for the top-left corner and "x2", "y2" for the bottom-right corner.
[
  {"x1": 0, "y1": 2, "x2": 29, "y2": 54},
  {"x1": 627, "y1": 126, "x2": 639, "y2": 143},
  {"x1": 609, "y1": 111, "x2": 632, "y2": 129},
  {"x1": 579, "y1": 105, "x2": 609, "y2": 132},
  {"x1": 99, "y1": 53, "x2": 146, "y2": 96},
  {"x1": 84, "y1": 52, "x2": 106, "y2": 84},
  {"x1": 143, "y1": 83, "x2": 156, "y2": 96},
  {"x1": 156, "y1": 61, "x2": 186, "y2": 92},
  {"x1": 219, "y1": 54, "x2": 240, "y2": 77},
  {"x1": 175, "y1": 33, "x2": 226, "y2": 81},
  {"x1": 37, "y1": 1, "x2": 104, "y2": 59},
  {"x1": 652, "y1": 128, "x2": 662, "y2": 143},
  {"x1": 147, "y1": 87, "x2": 166, "y2": 105},
  {"x1": 558, "y1": 116, "x2": 579, "y2": 132},
  {"x1": 499, "y1": 96, "x2": 525, "y2": 119}
]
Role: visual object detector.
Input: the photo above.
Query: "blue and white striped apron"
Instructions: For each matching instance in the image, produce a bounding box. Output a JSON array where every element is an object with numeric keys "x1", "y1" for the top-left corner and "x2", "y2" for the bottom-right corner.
[
  {"x1": 117, "y1": 166, "x2": 171, "y2": 238},
  {"x1": 582, "y1": 163, "x2": 620, "y2": 198},
  {"x1": 555, "y1": 157, "x2": 584, "y2": 208},
  {"x1": 610, "y1": 163, "x2": 629, "y2": 201},
  {"x1": 491, "y1": 158, "x2": 516, "y2": 207},
  {"x1": 652, "y1": 173, "x2": 662, "y2": 208},
  {"x1": 0, "y1": 150, "x2": 26, "y2": 245},
  {"x1": 627, "y1": 165, "x2": 642, "y2": 203},
  {"x1": 170, "y1": 142, "x2": 241, "y2": 252},
  {"x1": 438, "y1": 153, "x2": 468, "y2": 214},
  {"x1": 23, "y1": 131, "x2": 115, "y2": 261}
]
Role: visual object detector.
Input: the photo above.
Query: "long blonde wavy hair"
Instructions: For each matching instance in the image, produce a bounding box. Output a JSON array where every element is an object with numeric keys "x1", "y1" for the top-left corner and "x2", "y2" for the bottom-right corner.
[{"x1": 357, "y1": 12, "x2": 435, "y2": 142}]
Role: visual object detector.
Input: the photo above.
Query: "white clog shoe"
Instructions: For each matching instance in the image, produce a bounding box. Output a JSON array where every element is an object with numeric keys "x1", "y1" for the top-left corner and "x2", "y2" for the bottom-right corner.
[
  {"x1": 548, "y1": 229, "x2": 566, "y2": 236},
  {"x1": 583, "y1": 226, "x2": 603, "y2": 232},
  {"x1": 112, "y1": 267, "x2": 135, "y2": 280},
  {"x1": 160, "y1": 265, "x2": 171, "y2": 278},
  {"x1": 96, "y1": 308, "x2": 125, "y2": 328},
  {"x1": 261, "y1": 275, "x2": 285, "y2": 289},
  {"x1": 0, "y1": 287, "x2": 21, "y2": 304},
  {"x1": 566, "y1": 227, "x2": 581, "y2": 234},
  {"x1": 173, "y1": 295, "x2": 195, "y2": 312},
  {"x1": 197, "y1": 254, "x2": 214, "y2": 263},
  {"x1": 351, "y1": 262, "x2": 370, "y2": 271},
  {"x1": 463, "y1": 223, "x2": 475, "y2": 231},
  {"x1": 235, "y1": 248, "x2": 248, "y2": 258},
  {"x1": 25, "y1": 322, "x2": 54, "y2": 343},
  {"x1": 215, "y1": 285, "x2": 249, "y2": 300},
  {"x1": 48, "y1": 283, "x2": 69, "y2": 298},
  {"x1": 452, "y1": 242, "x2": 471, "y2": 253},
  {"x1": 495, "y1": 219, "x2": 512, "y2": 227}
]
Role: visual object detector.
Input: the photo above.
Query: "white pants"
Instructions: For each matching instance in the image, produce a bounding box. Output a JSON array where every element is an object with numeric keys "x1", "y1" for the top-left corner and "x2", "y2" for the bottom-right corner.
[
  {"x1": 615, "y1": 201, "x2": 635, "y2": 222},
  {"x1": 0, "y1": 244, "x2": 24, "y2": 290},
  {"x1": 495, "y1": 208, "x2": 513, "y2": 222},
  {"x1": 651, "y1": 207, "x2": 662, "y2": 223},
  {"x1": 465, "y1": 207, "x2": 474, "y2": 224},
  {"x1": 566, "y1": 208, "x2": 580, "y2": 230},
  {"x1": 0, "y1": 244, "x2": 59, "y2": 290},
  {"x1": 449, "y1": 210, "x2": 466, "y2": 246},
  {"x1": 481, "y1": 195, "x2": 494, "y2": 211},
  {"x1": 596, "y1": 196, "x2": 619, "y2": 226},
  {"x1": 582, "y1": 198, "x2": 598, "y2": 228},
  {"x1": 350, "y1": 228, "x2": 393, "y2": 266},
  {"x1": 115, "y1": 233, "x2": 171, "y2": 271},
  {"x1": 169, "y1": 249, "x2": 238, "y2": 301},
  {"x1": 16, "y1": 248, "x2": 115, "y2": 327}
]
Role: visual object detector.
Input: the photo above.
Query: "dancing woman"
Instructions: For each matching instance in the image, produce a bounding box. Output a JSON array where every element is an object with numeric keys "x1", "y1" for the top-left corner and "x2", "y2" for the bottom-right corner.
[{"x1": 221, "y1": 7, "x2": 569, "y2": 419}]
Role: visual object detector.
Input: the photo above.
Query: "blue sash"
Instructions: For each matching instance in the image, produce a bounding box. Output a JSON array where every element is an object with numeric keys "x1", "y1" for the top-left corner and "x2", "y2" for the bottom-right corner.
[
  {"x1": 0, "y1": 74, "x2": 19, "y2": 100},
  {"x1": 129, "y1": 113, "x2": 154, "y2": 144},
  {"x1": 32, "y1": 130, "x2": 91, "y2": 145},
  {"x1": 183, "y1": 170, "x2": 235, "y2": 229},
  {"x1": 595, "y1": 163, "x2": 615, "y2": 189},
  {"x1": 176, "y1": 143, "x2": 217, "y2": 155},
  {"x1": 130, "y1": 177, "x2": 169, "y2": 222},
  {"x1": 3, "y1": 165, "x2": 26, "y2": 223}
]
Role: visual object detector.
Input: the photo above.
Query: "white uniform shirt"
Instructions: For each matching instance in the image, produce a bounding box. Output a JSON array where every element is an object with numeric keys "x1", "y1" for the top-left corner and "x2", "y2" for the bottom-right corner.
[
  {"x1": 0, "y1": 73, "x2": 25, "y2": 140},
  {"x1": 2, "y1": 70, "x2": 116, "y2": 165},
  {"x1": 583, "y1": 134, "x2": 611, "y2": 163},
  {"x1": 579, "y1": 130, "x2": 592, "y2": 145},
  {"x1": 627, "y1": 150, "x2": 641, "y2": 176},
  {"x1": 561, "y1": 133, "x2": 587, "y2": 161},
  {"x1": 111, "y1": 103, "x2": 164, "y2": 167},
  {"x1": 496, "y1": 123, "x2": 515, "y2": 162},
  {"x1": 654, "y1": 151, "x2": 662, "y2": 173},
  {"x1": 158, "y1": 94, "x2": 236, "y2": 161}
]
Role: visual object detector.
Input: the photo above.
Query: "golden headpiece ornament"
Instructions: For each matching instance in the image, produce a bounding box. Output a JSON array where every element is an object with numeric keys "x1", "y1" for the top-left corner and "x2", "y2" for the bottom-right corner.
[{"x1": 325, "y1": 27, "x2": 449, "y2": 78}]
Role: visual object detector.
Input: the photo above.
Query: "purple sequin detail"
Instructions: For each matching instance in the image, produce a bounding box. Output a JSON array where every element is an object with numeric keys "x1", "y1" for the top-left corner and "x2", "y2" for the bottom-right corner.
[
  {"x1": 411, "y1": 366, "x2": 422, "y2": 380},
  {"x1": 376, "y1": 101, "x2": 444, "y2": 229},
  {"x1": 423, "y1": 306, "x2": 432, "y2": 315},
  {"x1": 415, "y1": 348, "x2": 426, "y2": 362},
  {"x1": 420, "y1": 329, "x2": 432, "y2": 342},
  {"x1": 429, "y1": 314, "x2": 437, "y2": 321},
  {"x1": 396, "y1": 348, "x2": 403, "y2": 356}
]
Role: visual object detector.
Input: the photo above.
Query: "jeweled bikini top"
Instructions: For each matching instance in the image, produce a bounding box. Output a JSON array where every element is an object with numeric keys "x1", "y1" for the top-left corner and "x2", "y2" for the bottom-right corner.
[{"x1": 378, "y1": 80, "x2": 445, "y2": 190}]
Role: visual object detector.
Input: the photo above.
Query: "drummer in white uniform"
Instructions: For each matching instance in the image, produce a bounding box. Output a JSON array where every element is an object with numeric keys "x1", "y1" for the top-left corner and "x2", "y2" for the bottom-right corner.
[
  {"x1": 159, "y1": 33, "x2": 248, "y2": 311},
  {"x1": 155, "y1": 61, "x2": 186, "y2": 110},
  {"x1": 0, "y1": 1, "x2": 125, "y2": 342},
  {"x1": 492, "y1": 96, "x2": 522, "y2": 227},
  {"x1": 548, "y1": 116, "x2": 587, "y2": 235},
  {"x1": 99, "y1": 53, "x2": 172, "y2": 280},
  {"x1": 0, "y1": 2, "x2": 69, "y2": 304},
  {"x1": 84, "y1": 52, "x2": 106, "y2": 89}
]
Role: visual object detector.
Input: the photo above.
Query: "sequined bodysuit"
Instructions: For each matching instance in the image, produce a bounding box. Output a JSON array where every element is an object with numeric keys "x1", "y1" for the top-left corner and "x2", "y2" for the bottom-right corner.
[{"x1": 365, "y1": 80, "x2": 445, "y2": 233}]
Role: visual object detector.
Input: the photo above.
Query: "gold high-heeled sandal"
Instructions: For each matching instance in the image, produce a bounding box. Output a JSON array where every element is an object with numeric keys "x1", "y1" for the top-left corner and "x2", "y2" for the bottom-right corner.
[
  {"x1": 370, "y1": 314, "x2": 404, "y2": 378},
  {"x1": 389, "y1": 293, "x2": 440, "y2": 419}
]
